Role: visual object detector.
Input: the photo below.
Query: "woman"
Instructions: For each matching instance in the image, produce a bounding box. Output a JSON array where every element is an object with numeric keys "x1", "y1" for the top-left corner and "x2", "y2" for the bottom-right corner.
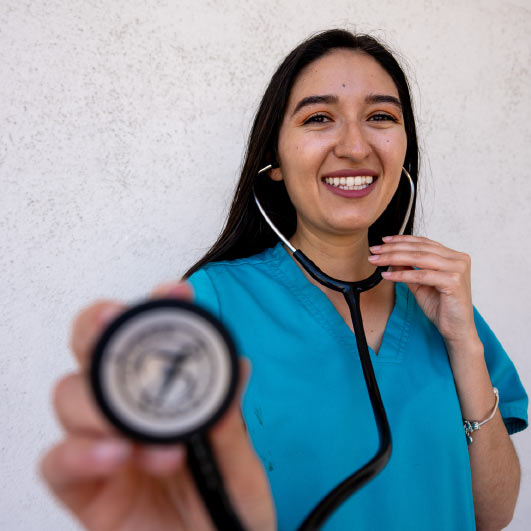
[{"x1": 41, "y1": 30, "x2": 527, "y2": 530}]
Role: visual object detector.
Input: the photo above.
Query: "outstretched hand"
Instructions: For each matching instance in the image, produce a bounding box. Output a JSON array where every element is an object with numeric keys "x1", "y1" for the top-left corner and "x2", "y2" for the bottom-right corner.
[{"x1": 40, "y1": 282, "x2": 276, "y2": 531}]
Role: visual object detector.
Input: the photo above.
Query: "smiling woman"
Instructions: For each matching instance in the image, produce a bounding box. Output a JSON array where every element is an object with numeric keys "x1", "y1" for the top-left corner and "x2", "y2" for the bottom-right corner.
[
  {"x1": 183, "y1": 32, "x2": 419, "y2": 272},
  {"x1": 41, "y1": 29, "x2": 528, "y2": 531}
]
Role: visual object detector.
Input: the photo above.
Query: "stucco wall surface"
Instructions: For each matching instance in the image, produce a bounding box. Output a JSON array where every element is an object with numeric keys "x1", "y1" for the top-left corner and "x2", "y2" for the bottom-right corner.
[{"x1": 1, "y1": 0, "x2": 530, "y2": 529}]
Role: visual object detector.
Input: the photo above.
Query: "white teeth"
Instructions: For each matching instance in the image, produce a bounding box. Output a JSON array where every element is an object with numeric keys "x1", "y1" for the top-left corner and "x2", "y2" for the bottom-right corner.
[
  {"x1": 339, "y1": 184, "x2": 369, "y2": 190},
  {"x1": 324, "y1": 175, "x2": 374, "y2": 189}
]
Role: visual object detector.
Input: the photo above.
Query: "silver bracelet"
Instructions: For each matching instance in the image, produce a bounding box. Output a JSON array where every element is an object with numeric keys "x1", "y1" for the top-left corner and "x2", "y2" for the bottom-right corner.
[{"x1": 463, "y1": 387, "x2": 499, "y2": 444}]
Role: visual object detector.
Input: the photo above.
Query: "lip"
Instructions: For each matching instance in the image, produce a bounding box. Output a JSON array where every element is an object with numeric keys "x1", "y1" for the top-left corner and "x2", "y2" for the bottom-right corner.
[{"x1": 322, "y1": 168, "x2": 378, "y2": 178}]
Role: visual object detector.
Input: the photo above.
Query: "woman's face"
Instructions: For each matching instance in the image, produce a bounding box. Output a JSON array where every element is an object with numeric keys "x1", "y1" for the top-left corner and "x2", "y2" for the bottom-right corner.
[{"x1": 271, "y1": 49, "x2": 407, "y2": 241}]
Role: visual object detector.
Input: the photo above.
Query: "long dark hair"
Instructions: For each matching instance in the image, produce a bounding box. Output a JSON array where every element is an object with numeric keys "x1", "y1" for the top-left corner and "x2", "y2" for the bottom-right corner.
[{"x1": 183, "y1": 29, "x2": 419, "y2": 279}]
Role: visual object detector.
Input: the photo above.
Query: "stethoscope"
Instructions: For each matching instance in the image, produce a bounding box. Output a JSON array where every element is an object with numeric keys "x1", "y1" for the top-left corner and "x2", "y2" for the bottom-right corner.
[{"x1": 89, "y1": 164, "x2": 415, "y2": 531}]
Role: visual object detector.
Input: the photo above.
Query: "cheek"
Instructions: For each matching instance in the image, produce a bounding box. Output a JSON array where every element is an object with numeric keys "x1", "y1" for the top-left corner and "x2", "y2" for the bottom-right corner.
[
  {"x1": 284, "y1": 135, "x2": 329, "y2": 159},
  {"x1": 372, "y1": 131, "x2": 407, "y2": 196},
  {"x1": 279, "y1": 135, "x2": 331, "y2": 181},
  {"x1": 372, "y1": 131, "x2": 407, "y2": 163}
]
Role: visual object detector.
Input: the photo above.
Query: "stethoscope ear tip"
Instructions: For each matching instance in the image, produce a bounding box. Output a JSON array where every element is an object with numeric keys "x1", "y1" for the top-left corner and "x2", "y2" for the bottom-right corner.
[{"x1": 257, "y1": 162, "x2": 280, "y2": 175}]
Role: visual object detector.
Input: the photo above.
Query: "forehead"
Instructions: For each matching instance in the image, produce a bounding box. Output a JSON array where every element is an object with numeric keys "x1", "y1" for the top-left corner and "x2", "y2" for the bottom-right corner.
[{"x1": 288, "y1": 49, "x2": 399, "y2": 107}]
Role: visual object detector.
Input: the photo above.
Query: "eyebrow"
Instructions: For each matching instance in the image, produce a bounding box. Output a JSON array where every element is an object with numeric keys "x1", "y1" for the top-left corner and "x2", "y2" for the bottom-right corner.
[
  {"x1": 291, "y1": 93, "x2": 402, "y2": 116},
  {"x1": 365, "y1": 93, "x2": 402, "y2": 110},
  {"x1": 291, "y1": 95, "x2": 338, "y2": 116}
]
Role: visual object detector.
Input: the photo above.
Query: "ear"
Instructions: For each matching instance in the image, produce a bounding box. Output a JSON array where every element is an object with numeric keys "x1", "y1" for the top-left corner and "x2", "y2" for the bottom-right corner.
[{"x1": 269, "y1": 166, "x2": 283, "y2": 182}]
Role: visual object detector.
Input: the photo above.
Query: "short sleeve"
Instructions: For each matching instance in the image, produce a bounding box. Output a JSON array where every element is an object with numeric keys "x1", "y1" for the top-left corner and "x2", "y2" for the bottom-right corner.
[
  {"x1": 186, "y1": 268, "x2": 221, "y2": 320},
  {"x1": 474, "y1": 307, "x2": 528, "y2": 435}
]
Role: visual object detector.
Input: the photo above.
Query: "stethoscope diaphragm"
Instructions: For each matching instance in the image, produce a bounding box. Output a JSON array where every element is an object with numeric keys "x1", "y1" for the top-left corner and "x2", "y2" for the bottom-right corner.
[{"x1": 90, "y1": 298, "x2": 240, "y2": 444}]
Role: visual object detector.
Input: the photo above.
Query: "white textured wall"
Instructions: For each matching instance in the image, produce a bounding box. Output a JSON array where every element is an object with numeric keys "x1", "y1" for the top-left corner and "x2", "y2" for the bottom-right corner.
[{"x1": 1, "y1": 0, "x2": 530, "y2": 529}]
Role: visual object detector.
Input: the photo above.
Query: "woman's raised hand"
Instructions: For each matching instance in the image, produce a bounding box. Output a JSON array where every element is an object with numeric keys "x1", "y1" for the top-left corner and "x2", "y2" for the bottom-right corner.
[
  {"x1": 368, "y1": 235, "x2": 480, "y2": 354},
  {"x1": 39, "y1": 282, "x2": 276, "y2": 531}
]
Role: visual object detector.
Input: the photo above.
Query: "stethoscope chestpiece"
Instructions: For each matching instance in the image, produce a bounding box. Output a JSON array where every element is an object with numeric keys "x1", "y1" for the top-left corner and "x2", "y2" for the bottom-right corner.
[
  {"x1": 90, "y1": 298, "x2": 247, "y2": 529},
  {"x1": 90, "y1": 298, "x2": 240, "y2": 444}
]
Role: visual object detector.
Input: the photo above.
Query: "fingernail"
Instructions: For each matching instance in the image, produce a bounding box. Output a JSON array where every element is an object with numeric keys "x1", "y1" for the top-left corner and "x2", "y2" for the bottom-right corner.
[
  {"x1": 381, "y1": 271, "x2": 392, "y2": 278},
  {"x1": 382, "y1": 236, "x2": 393, "y2": 242},
  {"x1": 368, "y1": 255, "x2": 380, "y2": 262},
  {"x1": 99, "y1": 305, "x2": 124, "y2": 326},
  {"x1": 369, "y1": 245, "x2": 381, "y2": 251},
  {"x1": 91, "y1": 440, "x2": 131, "y2": 463}
]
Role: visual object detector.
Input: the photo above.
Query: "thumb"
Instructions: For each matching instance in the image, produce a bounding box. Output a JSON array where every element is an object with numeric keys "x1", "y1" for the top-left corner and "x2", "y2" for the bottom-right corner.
[
  {"x1": 210, "y1": 357, "x2": 251, "y2": 446},
  {"x1": 205, "y1": 358, "x2": 276, "y2": 529}
]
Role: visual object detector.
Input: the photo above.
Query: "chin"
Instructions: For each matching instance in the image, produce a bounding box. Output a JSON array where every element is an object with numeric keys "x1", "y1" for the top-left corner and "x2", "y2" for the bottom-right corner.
[{"x1": 324, "y1": 222, "x2": 372, "y2": 238}]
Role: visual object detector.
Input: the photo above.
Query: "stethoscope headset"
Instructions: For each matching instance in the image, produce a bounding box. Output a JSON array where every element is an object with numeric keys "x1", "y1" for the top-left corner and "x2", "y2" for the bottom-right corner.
[{"x1": 90, "y1": 163, "x2": 415, "y2": 530}]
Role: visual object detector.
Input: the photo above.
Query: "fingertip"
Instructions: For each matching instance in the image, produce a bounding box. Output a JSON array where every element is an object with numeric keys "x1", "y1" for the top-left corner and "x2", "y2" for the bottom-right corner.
[
  {"x1": 38, "y1": 448, "x2": 52, "y2": 482},
  {"x1": 240, "y1": 357, "x2": 251, "y2": 376},
  {"x1": 70, "y1": 301, "x2": 127, "y2": 371},
  {"x1": 238, "y1": 357, "x2": 252, "y2": 395},
  {"x1": 40, "y1": 437, "x2": 133, "y2": 492},
  {"x1": 99, "y1": 303, "x2": 126, "y2": 327},
  {"x1": 151, "y1": 281, "x2": 194, "y2": 300}
]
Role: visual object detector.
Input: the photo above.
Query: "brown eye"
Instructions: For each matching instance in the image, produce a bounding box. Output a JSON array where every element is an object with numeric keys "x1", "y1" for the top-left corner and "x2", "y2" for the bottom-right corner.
[
  {"x1": 304, "y1": 114, "x2": 331, "y2": 125},
  {"x1": 368, "y1": 113, "x2": 397, "y2": 122}
]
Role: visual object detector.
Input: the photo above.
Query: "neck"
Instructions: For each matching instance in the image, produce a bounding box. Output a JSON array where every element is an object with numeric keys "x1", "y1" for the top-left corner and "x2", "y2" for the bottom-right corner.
[{"x1": 289, "y1": 225, "x2": 376, "y2": 283}]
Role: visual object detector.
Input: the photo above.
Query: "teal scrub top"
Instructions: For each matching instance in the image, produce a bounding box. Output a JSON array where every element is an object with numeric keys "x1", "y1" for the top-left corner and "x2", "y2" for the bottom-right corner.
[{"x1": 187, "y1": 242, "x2": 528, "y2": 531}]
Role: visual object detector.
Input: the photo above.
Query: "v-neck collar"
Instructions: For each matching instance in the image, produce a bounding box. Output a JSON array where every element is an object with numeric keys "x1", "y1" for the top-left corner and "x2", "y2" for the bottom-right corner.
[{"x1": 269, "y1": 241, "x2": 413, "y2": 364}]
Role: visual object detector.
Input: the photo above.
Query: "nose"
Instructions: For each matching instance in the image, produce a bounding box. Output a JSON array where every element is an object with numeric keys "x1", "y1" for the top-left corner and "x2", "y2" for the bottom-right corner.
[{"x1": 333, "y1": 121, "x2": 372, "y2": 161}]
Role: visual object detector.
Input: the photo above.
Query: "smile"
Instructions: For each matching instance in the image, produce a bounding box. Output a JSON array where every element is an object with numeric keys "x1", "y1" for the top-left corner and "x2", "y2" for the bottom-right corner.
[{"x1": 323, "y1": 175, "x2": 375, "y2": 191}]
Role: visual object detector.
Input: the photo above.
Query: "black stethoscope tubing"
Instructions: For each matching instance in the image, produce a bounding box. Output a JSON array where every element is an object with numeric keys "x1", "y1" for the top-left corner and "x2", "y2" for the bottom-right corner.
[
  {"x1": 253, "y1": 163, "x2": 415, "y2": 530},
  {"x1": 288, "y1": 251, "x2": 391, "y2": 530}
]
